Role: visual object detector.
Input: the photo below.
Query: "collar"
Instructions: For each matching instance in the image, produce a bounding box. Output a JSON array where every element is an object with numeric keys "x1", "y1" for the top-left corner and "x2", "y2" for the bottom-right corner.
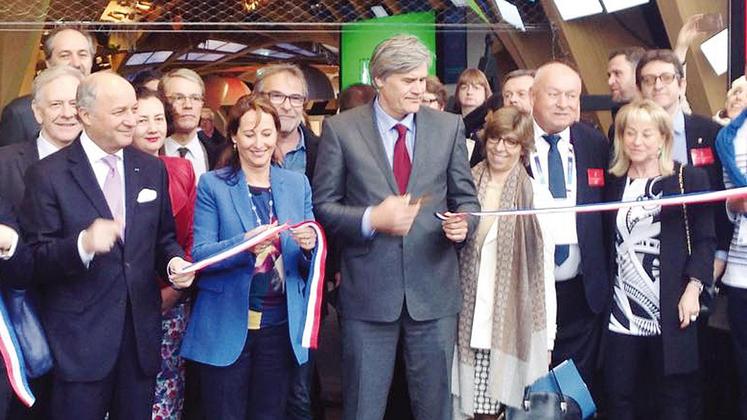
[
  {"x1": 533, "y1": 119, "x2": 571, "y2": 145},
  {"x1": 165, "y1": 133, "x2": 200, "y2": 154},
  {"x1": 373, "y1": 96, "x2": 415, "y2": 133},
  {"x1": 292, "y1": 126, "x2": 306, "y2": 152},
  {"x1": 80, "y1": 131, "x2": 124, "y2": 164},
  {"x1": 673, "y1": 108, "x2": 685, "y2": 135},
  {"x1": 36, "y1": 132, "x2": 62, "y2": 159}
]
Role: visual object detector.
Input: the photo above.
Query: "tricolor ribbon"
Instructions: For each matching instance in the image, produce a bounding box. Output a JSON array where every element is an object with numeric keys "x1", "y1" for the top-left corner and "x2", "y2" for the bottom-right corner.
[
  {"x1": 0, "y1": 297, "x2": 35, "y2": 407},
  {"x1": 178, "y1": 220, "x2": 327, "y2": 349},
  {"x1": 436, "y1": 187, "x2": 747, "y2": 219}
]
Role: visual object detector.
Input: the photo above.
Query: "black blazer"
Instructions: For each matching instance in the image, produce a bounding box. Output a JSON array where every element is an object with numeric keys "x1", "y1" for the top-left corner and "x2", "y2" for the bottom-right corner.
[
  {"x1": 0, "y1": 197, "x2": 32, "y2": 289},
  {"x1": 0, "y1": 140, "x2": 39, "y2": 210},
  {"x1": 301, "y1": 124, "x2": 320, "y2": 183},
  {"x1": 0, "y1": 95, "x2": 39, "y2": 147},
  {"x1": 19, "y1": 139, "x2": 184, "y2": 381},
  {"x1": 604, "y1": 163, "x2": 715, "y2": 375},
  {"x1": 527, "y1": 122, "x2": 612, "y2": 315}
]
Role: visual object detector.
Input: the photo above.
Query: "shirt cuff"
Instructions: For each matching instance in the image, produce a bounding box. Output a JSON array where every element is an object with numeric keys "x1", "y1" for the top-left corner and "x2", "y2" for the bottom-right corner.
[
  {"x1": 361, "y1": 206, "x2": 376, "y2": 238},
  {"x1": 715, "y1": 250, "x2": 728, "y2": 262},
  {"x1": 77, "y1": 230, "x2": 94, "y2": 268},
  {"x1": 0, "y1": 230, "x2": 19, "y2": 260}
]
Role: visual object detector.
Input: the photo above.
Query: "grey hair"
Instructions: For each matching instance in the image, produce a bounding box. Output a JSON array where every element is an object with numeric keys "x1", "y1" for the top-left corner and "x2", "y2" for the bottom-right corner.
[
  {"x1": 160, "y1": 68, "x2": 205, "y2": 96},
  {"x1": 369, "y1": 34, "x2": 431, "y2": 87},
  {"x1": 32, "y1": 66, "x2": 85, "y2": 102},
  {"x1": 43, "y1": 27, "x2": 97, "y2": 61},
  {"x1": 254, "y1": 63, "x2": 309, "y2": 97}
]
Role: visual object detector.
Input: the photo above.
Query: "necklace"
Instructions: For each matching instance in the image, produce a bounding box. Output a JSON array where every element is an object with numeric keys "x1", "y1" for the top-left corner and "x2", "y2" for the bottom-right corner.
[{"x1": 247, "y1": 184, "x2": 274, "y2": 226}]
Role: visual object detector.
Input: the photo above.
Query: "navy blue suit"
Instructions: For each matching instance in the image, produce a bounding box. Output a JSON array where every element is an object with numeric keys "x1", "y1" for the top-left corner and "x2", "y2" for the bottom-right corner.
[{"x1": 19, "y1": 139, "x2": 184, "y2": 420}]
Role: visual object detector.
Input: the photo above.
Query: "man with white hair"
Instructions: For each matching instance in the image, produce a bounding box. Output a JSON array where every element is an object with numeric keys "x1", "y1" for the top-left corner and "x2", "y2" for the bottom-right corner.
[
  {"x1": 20, "y1": 72, "x2": 193, "y2": 419},
  {"x1": 0, "y1": 27, "x2": 96, "y2": 147},
  {"x1": 313, "y1": 34, "x2": 479, "y2": 420}
]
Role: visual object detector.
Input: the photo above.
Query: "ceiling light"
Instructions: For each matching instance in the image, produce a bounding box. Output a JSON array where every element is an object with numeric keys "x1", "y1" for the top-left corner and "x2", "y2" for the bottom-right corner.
[
  {"x1": 600, "y1": 0, "x2": 649, "y2": 13},
  {"x1": 552, "y1": 0, "x2": 603, "y2": 21},
  {"x1": 371, "y1": 5, "x2": 388, "y2": 18},
  {"x1": 493, "y1": 0, "x2": 525, "y2": 31}
]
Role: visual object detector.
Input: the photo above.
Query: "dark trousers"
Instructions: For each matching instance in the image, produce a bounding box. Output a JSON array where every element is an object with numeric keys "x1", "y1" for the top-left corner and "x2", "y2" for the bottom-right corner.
[
  {"x1": 604, "y1": 331, "x2": 695, "y2": 420},
  {"x1": 285, "y1": 353, "x2": 314, "y2": 420},
  {"x1": 199, "y1": 323, "x2": 295, "y2": 420},
  {"x1": 551, "y1": 276, "x2": 602, "y2": 390},
  {"x1": 50, "y1": 308, "x2": 156, "y2": 420},
  {"x1": 341, "y1": 307, "x2": 456, "y2": 420},
  {"x1": 728, "y1": 286, "x2": 747, "y2": 420}
]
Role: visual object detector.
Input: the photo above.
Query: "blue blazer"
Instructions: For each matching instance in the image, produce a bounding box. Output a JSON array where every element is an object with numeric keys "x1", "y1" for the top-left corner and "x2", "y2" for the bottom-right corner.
[{"x1": 181, "y1": 166, "x2": 314, "y2": 366}]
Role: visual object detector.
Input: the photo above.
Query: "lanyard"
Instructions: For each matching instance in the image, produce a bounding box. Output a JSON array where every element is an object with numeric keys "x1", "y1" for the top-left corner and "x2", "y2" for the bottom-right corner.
[{"x1": 530, "y1": 142, "x2": 576, "y2": 195}]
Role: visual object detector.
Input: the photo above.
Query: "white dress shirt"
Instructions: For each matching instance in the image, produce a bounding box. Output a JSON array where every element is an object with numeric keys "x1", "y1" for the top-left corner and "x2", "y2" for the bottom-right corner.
[
  {"x1": 164, "y1": 135, "x2": 208, "y2": 182},
  {"x1": 76, "y1": 131, "x2": 126, "y2": 266},
  {"x1": 530, "y1": 121, "x2": 581, "y2": 281},
  {"x1": 36, "y1": 133, "x2": 62, "y2": 160}
]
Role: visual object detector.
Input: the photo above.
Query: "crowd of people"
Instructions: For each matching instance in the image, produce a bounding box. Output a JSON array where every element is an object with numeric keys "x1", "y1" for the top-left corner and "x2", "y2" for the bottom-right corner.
[{"x1": 0, "y1": 22, "x2": 745, "y2": 420}]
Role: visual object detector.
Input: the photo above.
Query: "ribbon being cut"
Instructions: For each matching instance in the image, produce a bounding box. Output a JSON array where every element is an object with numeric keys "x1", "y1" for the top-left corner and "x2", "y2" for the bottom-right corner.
[
  {"x1": 177, "y1": 220, "x2": 327, "y2": 349},
  {"x1": 436, "y1": 186, "x2": 747, "y2": 219}
]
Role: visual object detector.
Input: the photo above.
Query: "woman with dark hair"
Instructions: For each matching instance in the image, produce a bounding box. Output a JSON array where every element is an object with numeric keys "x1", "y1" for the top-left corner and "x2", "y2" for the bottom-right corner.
[
  {"x1": 605, "y1": 99, "x2": 715, "y2": 419},
  {"x1": 180, "y1": 94, "x2": 317, "y2": 419},
  {"x1": 452, "y1": 106, "x2": 557, "y2": 419},
  {"x1": 130, "y1": 86, "x2": 197, "y2": 419}
]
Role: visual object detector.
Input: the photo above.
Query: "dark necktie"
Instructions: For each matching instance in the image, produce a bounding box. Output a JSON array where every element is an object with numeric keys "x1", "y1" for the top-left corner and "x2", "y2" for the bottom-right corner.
[
  {"x1": 392, "y1": 124, "x2": 411, "y2": 194},
  {"x1": 177, "y1": 147, "x2": 189, "y2": 158},
  {"x1": 544, "y1": 133, "x2": 569, "y2": 266}
]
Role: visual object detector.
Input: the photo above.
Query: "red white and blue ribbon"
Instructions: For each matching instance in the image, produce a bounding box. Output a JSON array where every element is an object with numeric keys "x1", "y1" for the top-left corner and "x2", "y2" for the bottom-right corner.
[
  {"x1": 178, "y1": 220, "x2": 327, "y2": 349},
  {"x1": 0, "y1": 297, "x2": 35, "y2": 407},
  {"x1": 436, "y1": 187, "x2": 747, "y2": 219}
]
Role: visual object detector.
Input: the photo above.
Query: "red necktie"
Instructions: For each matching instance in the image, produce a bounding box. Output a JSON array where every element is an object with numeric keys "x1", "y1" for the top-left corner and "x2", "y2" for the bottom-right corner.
[{"x1": 392, "y1": 123, "x2": 411, "y2": 194}]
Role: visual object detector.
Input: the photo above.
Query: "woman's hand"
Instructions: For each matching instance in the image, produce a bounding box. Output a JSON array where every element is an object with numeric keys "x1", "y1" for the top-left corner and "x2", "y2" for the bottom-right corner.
[
  {"x1": 245, "y1": 223, "x2": 279, "y2": 255},
  {"x1": 678, "y1": 280, "x2": 702, "y2": 329},
  {"x1": 291, "y1": 226, "x2": 317, "y2": 251}
]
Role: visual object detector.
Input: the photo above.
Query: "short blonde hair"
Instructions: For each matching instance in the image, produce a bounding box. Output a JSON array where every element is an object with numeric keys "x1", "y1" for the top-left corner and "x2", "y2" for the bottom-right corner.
[
  {"x1": 456, "y1": 68, "x2": 492, "y2": 109},
  {"x1": 480, "y1": 106, "x2": 534, "y2": 165},
  {"x1": 609, "y1": 99, "x2": 674, "y2": 177},
  {"x1": 160, "y1": 68, "x2": 205, "y2": 96}
]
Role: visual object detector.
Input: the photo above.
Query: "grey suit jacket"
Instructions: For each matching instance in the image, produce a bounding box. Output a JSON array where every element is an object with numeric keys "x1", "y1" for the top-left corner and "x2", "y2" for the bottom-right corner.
[
  {"x1": 313, "y1": 104, "x2": 480, "y2": 322},
  {"x1": 0, "y1": 140, "x2": 39, "y2": 210},
  {"x1": 0, "y1": 95, "x2": 39, "y2": 147}
]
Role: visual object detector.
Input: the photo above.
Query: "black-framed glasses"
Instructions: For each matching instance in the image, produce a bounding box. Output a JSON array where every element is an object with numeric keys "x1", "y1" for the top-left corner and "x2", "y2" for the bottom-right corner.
[
  {"x1": 167, "y1": 94, "x2": 204, "y2": 105},
  {"x1": 486, "y1": 136, "x2": 521, "y2": 148},
  {"x1": 264, "y1": 91, "x2": 306, "y2": 107},
  {"x1": 640, "y1": 72, "x2": 678, "y2": 87}
]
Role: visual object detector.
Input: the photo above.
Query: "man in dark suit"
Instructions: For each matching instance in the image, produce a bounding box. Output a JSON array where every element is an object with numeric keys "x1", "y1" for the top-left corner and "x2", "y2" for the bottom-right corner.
[
  {"x1": 160, "y1": 68, "x2": 220, "y2": 180},
  {"x1": 253, "y1": 62, "x2": 320, "y2": 420},
  {"x1": 528, "y1": 62, "x2": 610, "y2": 389},
  {"x1": 313, "y1": 35, "x2": 480, "y2": 420},
  {"x1": 0, "y1": 66, "x2": 85, "y2": 210},
  {"x1": 0, "y1": 27, "x2": 95, "y2": 147},
  {"x1": 19, "y1": 72, "x2": 194, "y2": 420}
]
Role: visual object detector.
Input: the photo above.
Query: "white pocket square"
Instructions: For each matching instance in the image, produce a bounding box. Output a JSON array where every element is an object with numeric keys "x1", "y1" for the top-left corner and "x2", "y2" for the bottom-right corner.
[{"x1": 136, "y1": 188, "x2": 158, "y2": 203}]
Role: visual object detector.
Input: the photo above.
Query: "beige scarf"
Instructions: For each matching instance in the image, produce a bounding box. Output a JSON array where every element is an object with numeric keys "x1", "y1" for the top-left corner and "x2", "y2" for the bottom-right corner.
[{"x1": 452, "y1": 161, "x2": 548, "y2": 414}]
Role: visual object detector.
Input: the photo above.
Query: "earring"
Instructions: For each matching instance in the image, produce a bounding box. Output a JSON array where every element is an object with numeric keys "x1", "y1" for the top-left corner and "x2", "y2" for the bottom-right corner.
[
  {"x1": 658, "y1": 146, "x2": 663, "y2": 158},
  {"x1": 232, "y1": 143, "x2": 237, "y2": 150}
]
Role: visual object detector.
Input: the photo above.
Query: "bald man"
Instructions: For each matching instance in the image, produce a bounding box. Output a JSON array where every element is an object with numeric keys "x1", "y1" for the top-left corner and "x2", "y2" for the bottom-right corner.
[
  {"x1": 20, "y1": 72, "x2": 193, "y2": 420},
  {"x1": 528, "y1": 62, "x2": 610, "y2": 389}
]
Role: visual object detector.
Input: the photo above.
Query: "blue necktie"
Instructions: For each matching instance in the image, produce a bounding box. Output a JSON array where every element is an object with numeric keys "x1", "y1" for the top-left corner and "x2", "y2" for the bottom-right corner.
[{"x1": 544, "y1": 133, "x2": 569, "y2": 266}]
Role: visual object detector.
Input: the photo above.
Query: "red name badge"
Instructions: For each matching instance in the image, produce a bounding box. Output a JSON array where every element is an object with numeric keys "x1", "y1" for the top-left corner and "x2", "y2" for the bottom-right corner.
[
  {"x1": 690, "y1": 147, "x2": 715, "y2": 167},
  {"x1": 587, "y1": 168, "x2": 605, "y2": 187}
]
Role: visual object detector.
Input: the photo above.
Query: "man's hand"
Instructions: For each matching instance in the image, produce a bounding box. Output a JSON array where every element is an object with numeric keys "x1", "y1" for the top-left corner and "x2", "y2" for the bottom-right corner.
[
  {"x1": 82, "y1": 218, "x2": 123, "y2": 255},
  {"x1": 168, "y1": 257, "x2": 195, "y2": 289},
  {"x1": 370, "y1": 195, "x2": 422, "y2": 236},
  {"x1": 441, "y1": 212, "x2": 468, "y2": 243},
  {"x1": 0, "y1": 224, "x2": 18, "y2": 253}
]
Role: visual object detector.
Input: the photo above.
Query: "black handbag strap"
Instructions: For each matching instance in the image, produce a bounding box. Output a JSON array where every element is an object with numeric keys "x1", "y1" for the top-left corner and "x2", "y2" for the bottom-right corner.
[{"x1": 521, "y1": 368, "x2": 568, "y2": 413}]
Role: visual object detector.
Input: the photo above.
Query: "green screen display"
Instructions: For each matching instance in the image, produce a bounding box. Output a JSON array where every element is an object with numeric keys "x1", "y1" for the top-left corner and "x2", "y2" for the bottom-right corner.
[{"x1": 339, "y1": 11, "x2": 437, "y2": 91}]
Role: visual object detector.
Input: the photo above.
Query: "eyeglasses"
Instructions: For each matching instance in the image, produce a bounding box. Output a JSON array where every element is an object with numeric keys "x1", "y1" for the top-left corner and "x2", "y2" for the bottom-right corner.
[
  {"x1": 640, "y1": 72, "x2": 678, "y2": 87},
  {"x1": 264, "y1": 91, "x2": 306, "y2": 107},
  {"x1": 167, "y1": 94, "x2": 204, "y2": 105},
  {"x1": 486, "y1": 136, "x2": 521, "y2": 148}
]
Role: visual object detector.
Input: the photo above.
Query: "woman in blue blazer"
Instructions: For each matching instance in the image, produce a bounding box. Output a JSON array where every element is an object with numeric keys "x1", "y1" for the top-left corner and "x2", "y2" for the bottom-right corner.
[{"x1": 181, "y1": 94, "x2": 317, "y2": 419}]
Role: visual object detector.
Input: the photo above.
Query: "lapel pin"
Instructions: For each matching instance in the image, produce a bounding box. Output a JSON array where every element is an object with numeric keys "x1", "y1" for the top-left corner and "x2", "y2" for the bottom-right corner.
[
  {"x1": 697, "y1": 137, "x2": 703, "y2": 144},
  {"x1": 134, "y1": 167, "x2": 140, "y2": 172}
]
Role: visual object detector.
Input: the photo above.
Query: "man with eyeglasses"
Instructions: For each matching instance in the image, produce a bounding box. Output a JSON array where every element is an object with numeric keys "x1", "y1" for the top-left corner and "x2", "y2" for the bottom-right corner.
[
  {"x1": 252, "y1": 63, "x2": 321, "y2": 420},
  {"x1": 637, "y1": 49, "x2": 730, "y2": 274},
  {"x1": 160, "y1": 68, "x2": 219, "y2": 181},
  {"x1": 529, "y1": 62, "x2": 610, "y2": 393}
]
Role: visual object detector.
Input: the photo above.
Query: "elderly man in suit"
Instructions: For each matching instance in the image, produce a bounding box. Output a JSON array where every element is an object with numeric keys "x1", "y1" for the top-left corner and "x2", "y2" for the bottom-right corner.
[
  {"x1": 0, "y1": 66, "x2": 85, "y2": 210},
  {"x1": 313, "y1": 34, "x2": 480, "y2": 420},
  {"x1": 528, "y1": 62, "x2": 611, "y2": 390},
  {"x1": 0, "y1": 27, "x2": 95, "y2": 147},
  {"x1": 19, "y1": 72, "x2": 194, "y2": 420}
]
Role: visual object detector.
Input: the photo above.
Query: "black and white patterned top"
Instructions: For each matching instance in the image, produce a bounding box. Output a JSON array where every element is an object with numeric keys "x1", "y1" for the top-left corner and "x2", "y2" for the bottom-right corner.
[{"x1": 609, "y1": 177, "x2": 663, "y2": 336}]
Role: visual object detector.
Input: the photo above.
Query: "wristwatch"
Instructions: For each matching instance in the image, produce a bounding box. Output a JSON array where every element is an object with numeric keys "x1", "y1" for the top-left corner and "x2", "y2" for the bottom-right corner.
[{"x1": 689, "y1": 278, "x2": 704, "y2": 294}]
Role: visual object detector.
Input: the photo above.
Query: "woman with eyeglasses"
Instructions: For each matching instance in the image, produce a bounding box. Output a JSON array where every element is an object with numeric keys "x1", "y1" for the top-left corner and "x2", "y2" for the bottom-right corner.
[
  {"x1": 130, "y1": 86, "x2": 197, "y2": 419},
  {"x1": 180, "y1": 94, "x2": 317, "y2": 419},
  {"x1": 604, "y1": 100, "x2": 715, "y2": 420},
  {"x1": 452, "y1": 106, "x2": 557, "y2": 419}
]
